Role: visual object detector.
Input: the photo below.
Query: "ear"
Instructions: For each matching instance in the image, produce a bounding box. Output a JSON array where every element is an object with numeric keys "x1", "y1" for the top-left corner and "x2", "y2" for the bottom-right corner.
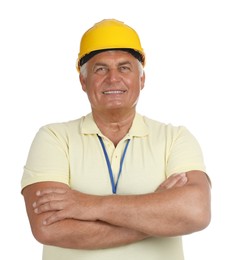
[
  {"x1": 79, "y1": 73, "x2": 87, "y2": 92},
  {"x1": 140, "y1": 71, "x2": 145, "y2": 90}
]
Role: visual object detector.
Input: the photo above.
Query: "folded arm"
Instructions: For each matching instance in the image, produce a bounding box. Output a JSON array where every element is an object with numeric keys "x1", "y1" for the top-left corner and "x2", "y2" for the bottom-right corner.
[
  {"x1": 97, "y1": 170, "x2": 211, "y2": 236},
  {"x1": 23, "y1": 182, "x2": 149, "y2": 249},
  {"x1": 22, "y1": 171, "x2": 211, "y2": 249}
]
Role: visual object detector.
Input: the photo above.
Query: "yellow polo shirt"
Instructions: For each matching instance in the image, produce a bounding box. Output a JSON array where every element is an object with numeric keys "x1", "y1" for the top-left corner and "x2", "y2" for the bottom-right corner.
[{"x1": 21, "y1": 113, "x2": 206, "y2": 260}]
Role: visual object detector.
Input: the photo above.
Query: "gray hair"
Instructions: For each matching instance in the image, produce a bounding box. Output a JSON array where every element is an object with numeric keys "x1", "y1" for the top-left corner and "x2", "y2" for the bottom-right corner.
[{"x1": 80, "y1": 63, "x2": 88, "y2": 78}]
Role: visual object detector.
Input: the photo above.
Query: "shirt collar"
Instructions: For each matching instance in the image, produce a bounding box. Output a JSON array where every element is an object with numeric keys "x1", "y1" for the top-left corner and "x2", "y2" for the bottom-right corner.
[{"x1": 80, "y1": 113, "x2": 149, "y2": 137}]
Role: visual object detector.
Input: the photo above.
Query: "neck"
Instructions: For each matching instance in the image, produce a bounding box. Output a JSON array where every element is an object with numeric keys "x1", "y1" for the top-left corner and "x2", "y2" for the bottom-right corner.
[{"x1": 92, "y1": 109, "x2": 135, "y2": 146}]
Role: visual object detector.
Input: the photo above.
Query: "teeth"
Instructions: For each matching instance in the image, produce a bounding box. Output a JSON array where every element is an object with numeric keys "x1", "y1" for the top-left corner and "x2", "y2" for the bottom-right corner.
[{"x1": 103, "y1": 90, "x2": 125, "y2": 94}]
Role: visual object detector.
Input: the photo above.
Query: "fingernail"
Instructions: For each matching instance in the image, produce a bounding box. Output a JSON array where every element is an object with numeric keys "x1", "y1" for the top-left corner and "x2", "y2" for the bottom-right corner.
[{"x1": 181, "y1": 176, "x2": 188, "y2": 182}]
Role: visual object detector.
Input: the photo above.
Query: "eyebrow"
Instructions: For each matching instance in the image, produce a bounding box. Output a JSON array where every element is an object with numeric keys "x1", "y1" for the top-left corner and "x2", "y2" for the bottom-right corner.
[
  {"x1": 93, "y1": 61, "x2": 133, "y2": 68},
  {"x1": 118, "y1": 61, "x2": 133, "y2": 67}
]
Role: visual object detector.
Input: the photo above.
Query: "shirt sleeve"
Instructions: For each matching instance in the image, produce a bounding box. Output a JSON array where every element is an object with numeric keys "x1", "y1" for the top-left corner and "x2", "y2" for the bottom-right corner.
[
  {"x1": 21, "y1": 124, "x2": 70, "y2": 191},
  {"x1": 166, "y1": 126, "x2": 206, "y2": 176}
]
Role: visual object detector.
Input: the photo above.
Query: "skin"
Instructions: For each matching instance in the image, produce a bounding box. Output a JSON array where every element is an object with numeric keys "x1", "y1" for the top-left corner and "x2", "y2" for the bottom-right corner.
[
  {"x1": 22, "y1": 50, "x2": 211, "y2": 249},
  {"x1": 79, "y1": 51, "x2": 145, "y2": 145}
]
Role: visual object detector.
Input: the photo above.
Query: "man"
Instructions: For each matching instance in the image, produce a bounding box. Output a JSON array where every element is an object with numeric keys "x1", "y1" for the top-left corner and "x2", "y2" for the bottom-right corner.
[{"x1": 21, "y1": 19, "x2": 211, "y2": 260}]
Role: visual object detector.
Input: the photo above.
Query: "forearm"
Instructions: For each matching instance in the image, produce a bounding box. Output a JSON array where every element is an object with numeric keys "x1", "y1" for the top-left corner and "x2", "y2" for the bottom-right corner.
[
  {"x1": 23, "y1": 182, "x2": 149, "y2": 250},
  {"x1": 98, "y1": 188, "x2": 196, "y2": 236},
  {"x1": 97, "y1": 171, "x2": 211, "y2": 236},
  {"x1": 32, "y1": 171, "x2": 211, "y2": 241},
  {"x1": 37, "y1": 218, "x2": 149, "y2": 249}
]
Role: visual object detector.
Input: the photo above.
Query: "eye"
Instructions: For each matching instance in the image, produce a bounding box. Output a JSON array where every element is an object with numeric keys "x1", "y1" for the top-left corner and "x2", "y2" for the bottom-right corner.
[
  {"x1": 119, "y1": 66, "x2": 131, "y2": 73},
  {"x1": 94, "y1": 66, "x2": 108, "y2": 75}
]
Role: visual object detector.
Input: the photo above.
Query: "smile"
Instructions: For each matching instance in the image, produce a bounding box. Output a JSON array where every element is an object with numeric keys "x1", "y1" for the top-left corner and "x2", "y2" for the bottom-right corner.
[{"x1": 102, "y1": 90, "x2": 126, "y2": 95}]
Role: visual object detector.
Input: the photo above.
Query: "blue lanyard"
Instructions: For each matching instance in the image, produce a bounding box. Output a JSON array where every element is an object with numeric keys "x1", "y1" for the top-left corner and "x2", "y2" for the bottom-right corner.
[{"x1": 97, "y1": 134, "x2": 130, "y2": 194}]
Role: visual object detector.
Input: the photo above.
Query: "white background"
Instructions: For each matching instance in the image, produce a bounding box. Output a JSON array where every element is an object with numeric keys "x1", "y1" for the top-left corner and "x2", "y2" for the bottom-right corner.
[{"x1": 1, "y1": 0, "x2": 236, "y2": 259}]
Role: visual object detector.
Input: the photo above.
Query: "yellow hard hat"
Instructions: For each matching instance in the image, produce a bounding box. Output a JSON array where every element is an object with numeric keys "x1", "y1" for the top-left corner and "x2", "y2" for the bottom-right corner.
[{"x1": 76, "y1": 19, "x2": 145, "y2": 72}]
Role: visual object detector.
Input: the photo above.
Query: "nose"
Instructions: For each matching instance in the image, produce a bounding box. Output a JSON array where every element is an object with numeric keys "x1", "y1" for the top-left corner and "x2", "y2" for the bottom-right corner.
[{"x1": 107, "y1": 69, "x2": 121, "y2": 82}]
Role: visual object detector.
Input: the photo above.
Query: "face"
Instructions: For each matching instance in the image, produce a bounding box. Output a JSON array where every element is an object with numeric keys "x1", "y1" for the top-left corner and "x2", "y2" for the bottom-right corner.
[{"x1": 79, "y1": 50, "x2": 145, "y2": 114}]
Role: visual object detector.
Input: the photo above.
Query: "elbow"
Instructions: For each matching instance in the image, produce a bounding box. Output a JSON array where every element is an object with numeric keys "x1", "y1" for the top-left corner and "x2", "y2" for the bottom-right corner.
[
  {"x1": 197, "y1": 203, "x2": 211, "y2": 230},
  {"x1": 186, "y1": 181, "x2": 212, "y2": 233},
  {"x1": 31, "y1": 224, "x2": 54, "y2": 246},
  {"x1": 190, "y1": 207, "x2": 211, "y2": 233},
  {"x1": 187, "y1": 196, "x2": 211, "y2": 233}
]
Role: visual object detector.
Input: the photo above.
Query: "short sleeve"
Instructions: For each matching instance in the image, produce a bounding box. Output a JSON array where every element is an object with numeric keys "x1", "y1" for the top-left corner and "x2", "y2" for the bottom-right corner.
[
  {"x1": 21, "y1": 125, "x2": 70, "y2": 191},
  {"x1": 166, "y1": 126, "x2": 206, "y2": 176}
]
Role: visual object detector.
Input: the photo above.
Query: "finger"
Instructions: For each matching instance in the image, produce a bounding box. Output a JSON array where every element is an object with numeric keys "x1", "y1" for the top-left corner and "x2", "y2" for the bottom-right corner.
[
  {"x1": 166, "y1": 173, "x2": 187, "y2": 189},
  {"x1": 173, "y1": 175, "x2": 188, "y2": 187},
  {"x1": 33, "y1": 200, "x2": 64, "y2": 214},
  {"x1": 36, "y1": 187, "x2": 68, "y2": 196},
  {"x1": 43, "y1": 211, "x2": 66, "y2": 225},
  {"x1": 158, "y1": 172, "x2": 187, "y2": 190},
  {"x1": 33, "y1": 192, "x2": 65, "y2": 208}
]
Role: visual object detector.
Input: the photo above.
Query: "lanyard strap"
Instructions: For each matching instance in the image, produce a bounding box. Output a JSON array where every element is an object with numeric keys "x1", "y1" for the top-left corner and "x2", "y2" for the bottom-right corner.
[{"x1": 97, "y1": 134, "x2": 130, "y2": 194}]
